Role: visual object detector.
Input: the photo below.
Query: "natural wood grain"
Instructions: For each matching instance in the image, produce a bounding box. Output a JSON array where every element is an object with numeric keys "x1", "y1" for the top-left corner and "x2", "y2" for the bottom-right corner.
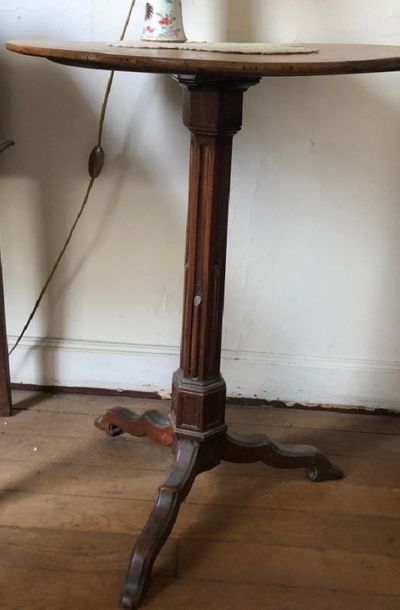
[
  {"x1": 178, "y1": 539, "x2": 400, "y2": 597},
  {"x1": 4, "y1": 568, "x2": 400, "y2": 610},
  {"x1": 0, "y1": 487, "x2": 398, "y2": 555},
  {"x1": 11, "y1": 390, "x2": 400, "y2": 435},
  {"x1": 2, "y1": 416, "x2": 400, "y2": 464},
  {"x1": 95, "y1": 407, "x2": 174, "y2": 445},
  {"x1": 2, "y1": 527, "x2": 175, "y2": 572},
  {"x1": 1, "y1": 459, "x2": 398, "y2": 521},
  {"x1": 5, "y1": 37, "x2": 400, "y2": 606},
  {"x1": 21, "y1": 68, "x2": 342, "y2": 603},
  {"x1": 0, "y1": 143, "x2": 12, "y2": 417},
  {"x1": 1, "y1": 392, "x2": 400, "y2": 609},
  {"x1": 120, "y1": 438, "x2": 211, "y2": 609},
  {"x1": 7, "y1": 41, "x2": 400, "y2": 77}
]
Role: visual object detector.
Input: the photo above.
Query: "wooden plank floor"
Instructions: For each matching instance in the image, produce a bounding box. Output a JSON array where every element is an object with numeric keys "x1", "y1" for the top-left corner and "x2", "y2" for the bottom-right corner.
[{"x1": 0, "y1": 391, "x2": 399, "y2": 609}]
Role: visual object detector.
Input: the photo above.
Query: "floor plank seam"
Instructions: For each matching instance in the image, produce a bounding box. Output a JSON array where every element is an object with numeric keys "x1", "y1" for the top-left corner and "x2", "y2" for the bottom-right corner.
[
  {"x1": 11, "y1": 408, "x2": 400, "y2": 435},
  {"x1": 170, "y1": 574, "x2": 400, "y2": 597},
  {"x1": 2, "y1": 487, "x2": 400, "y2": 514},
  {"x1": 4, "y1": 391, "x2": 399, "y2": 608},
  {"x1": 2, "y1": 525, "x2": 399, "y2": 559}
]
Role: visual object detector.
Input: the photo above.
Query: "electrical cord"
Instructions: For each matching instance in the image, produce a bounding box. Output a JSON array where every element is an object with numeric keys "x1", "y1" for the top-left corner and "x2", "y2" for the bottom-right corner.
[{"x1": 8, "y1": 0, "x2": 137, "y2": 356}]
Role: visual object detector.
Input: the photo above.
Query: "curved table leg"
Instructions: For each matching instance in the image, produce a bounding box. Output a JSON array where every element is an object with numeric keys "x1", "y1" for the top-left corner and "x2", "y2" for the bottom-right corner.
[
  {"x1": 222, "y1": 431, "x2": 343, "y2": 482},
  {"x1": 93, "y1": 77, "x2": 345, "y2": 610},
  {"x1": 95, "y1": 407, "x2": 173, "y2": 446},
  {"x1": 120, "y1": 438, "x2": 201, "y2": 609}
]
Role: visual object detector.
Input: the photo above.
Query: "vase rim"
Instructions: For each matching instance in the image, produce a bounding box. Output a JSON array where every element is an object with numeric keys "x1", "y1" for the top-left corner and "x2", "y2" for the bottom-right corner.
[{"x1": 141, "y1": 35, "x2": 188, "y2": 42}]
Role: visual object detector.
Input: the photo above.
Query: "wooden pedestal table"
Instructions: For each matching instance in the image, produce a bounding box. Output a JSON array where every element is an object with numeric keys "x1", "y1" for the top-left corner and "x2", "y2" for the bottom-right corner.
[
  {"x1": 0, "y1": 138, "x2": 14, "y2": 417},
  {"x1": 8, "y1": 40, "x2": 400, "y2": 608}
]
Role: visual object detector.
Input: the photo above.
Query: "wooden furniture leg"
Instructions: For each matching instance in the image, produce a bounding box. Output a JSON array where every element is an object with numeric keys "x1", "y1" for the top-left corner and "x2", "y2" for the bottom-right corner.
[
  {"x1": 120, "y1": 437, "x2": 221, "y2": 609},
  {"x1": 222, "y1": 431, "x2": 341, "y2": 482},
  {"x1": 95, "y1": 407, "x2": 174, "y2": 446},
  {"x1": 0, "y1": 256, "x2": 11, "y2": 417},
  {"x1": 96, "y1": 76, "x2": 342, "y2": 609},
  {"x1": 0, "y1": 139, "x2": 14, "y2": 417}
]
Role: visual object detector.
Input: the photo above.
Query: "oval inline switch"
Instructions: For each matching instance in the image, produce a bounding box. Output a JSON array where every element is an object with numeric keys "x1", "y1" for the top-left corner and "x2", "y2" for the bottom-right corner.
[{"x1": 88, "y1": 144, "x2": 105, "y2": 179}]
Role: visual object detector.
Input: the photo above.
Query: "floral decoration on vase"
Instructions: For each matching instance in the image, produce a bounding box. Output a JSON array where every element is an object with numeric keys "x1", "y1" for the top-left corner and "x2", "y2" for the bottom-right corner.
[{"x1": 142, "y1": 0, "x2": 187, "y2": 42}]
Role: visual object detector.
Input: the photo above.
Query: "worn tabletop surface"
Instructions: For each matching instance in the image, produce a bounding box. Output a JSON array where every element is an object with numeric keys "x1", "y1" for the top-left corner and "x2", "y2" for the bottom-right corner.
[{"x1": 6, "y1": 40, "x2": 400, "y2": 77}]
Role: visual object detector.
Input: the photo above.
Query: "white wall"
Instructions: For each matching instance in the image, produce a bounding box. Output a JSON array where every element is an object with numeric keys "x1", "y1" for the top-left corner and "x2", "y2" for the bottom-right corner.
[{"x1": 2, "y1": 0, "x2": 400, "y2": 410}]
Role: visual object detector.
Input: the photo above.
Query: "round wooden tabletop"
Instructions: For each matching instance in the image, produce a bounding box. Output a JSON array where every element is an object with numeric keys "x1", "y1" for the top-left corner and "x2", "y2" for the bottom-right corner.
[{"x1": 6, "y1": 40, "x2": 400, "y2": 77}]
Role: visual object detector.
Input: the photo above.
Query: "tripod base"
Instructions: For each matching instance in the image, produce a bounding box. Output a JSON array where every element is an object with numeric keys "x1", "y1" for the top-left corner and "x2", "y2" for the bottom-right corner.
[{"x1": 96, "y1": 407, "x2": 342, "y2": 609}]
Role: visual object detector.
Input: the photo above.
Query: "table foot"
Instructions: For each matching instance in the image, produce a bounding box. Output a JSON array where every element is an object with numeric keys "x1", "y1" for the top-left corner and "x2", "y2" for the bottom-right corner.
[
  {"x1": 222, "y1": 431, "x2": 343, "y2": 482},
  {"x1": 95, "y1": 407, "x2": 173, "y2": 446},
  {"x1": 95, "y1": 417, "x2": 342, "y2": 608},
  {"x1": 120, "y1": 438, "x2": 216, "y2": 609}
]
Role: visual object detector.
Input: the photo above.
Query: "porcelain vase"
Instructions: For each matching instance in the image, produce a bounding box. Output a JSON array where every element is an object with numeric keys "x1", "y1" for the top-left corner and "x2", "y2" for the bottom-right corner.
[{"x1": 141, "y1": 0, "x2": 187, "y2": 42}]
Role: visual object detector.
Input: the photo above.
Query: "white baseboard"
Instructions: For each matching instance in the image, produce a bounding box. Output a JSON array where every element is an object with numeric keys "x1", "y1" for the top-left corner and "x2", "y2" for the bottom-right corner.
[{"x1": 8, "y1": 335, "x2": 400, "y2": 412}]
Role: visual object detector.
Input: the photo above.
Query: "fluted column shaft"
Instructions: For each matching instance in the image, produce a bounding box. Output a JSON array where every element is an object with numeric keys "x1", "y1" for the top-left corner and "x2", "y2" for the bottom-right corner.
[{"x1": 172, "y1": 76, "x2": 260, "y2": 439}]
